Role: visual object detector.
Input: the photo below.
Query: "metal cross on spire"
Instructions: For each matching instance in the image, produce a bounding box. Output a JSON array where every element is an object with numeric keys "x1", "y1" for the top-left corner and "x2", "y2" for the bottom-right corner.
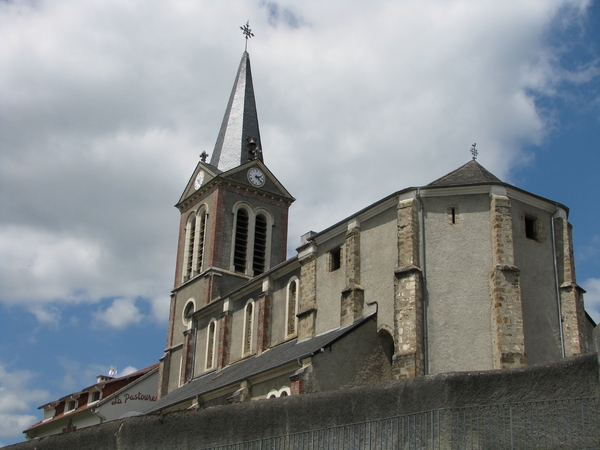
[
  {"x1": 240, "y1": 21, "x2": 254, "y2": 51},
  {"x1": 470, "y1": 143, "x2": 478, "y2": 160}
]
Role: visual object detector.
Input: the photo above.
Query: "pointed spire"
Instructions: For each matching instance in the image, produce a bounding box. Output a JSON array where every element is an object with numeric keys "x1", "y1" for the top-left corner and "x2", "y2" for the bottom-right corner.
[{"x1": 209, "y1": 52, "x2": 263, "y2": 172}]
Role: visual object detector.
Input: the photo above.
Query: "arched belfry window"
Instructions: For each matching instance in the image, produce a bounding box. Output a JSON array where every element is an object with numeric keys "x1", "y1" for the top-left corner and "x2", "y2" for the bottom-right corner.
[
  {"x1": 253, "y1": 214, "x2": 267, "y2": 275},
  {"x1": 231, "y1": 205, "x2": 274, "y2": 276},
  {"x1": 185, "y1": 213, "x2": 196, "y2": 280},
  {"x1": 182, "y1": 205, "x2": 209, "y2": 282},
  {"x1": 242, "y1": 300, "x2": 254, "y2": 356},
  {"x1": 286, "y1": 278, "x2": 299, "y2": 337},
  {"x1": 205, "y1": 320, "x2": 217, "y2": 370},
  {"x1": 196, "y1": 209, "x2": 207, "y2": 274},
  {"x1": 233, "y1": 208, "x2": 249, "y2": 273}
]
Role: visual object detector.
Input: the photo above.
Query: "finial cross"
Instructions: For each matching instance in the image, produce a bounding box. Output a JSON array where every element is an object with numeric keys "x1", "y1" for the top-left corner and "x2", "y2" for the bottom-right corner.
[
  {"x1": 470, "y1": 143, "x2": 478, "y2": 160},
  {"x1": 240, "y1": 21, "x2": 254, "y2": 51},
  {"x1": 200, "y1": 151, "x2": 209, "y2": 162}
]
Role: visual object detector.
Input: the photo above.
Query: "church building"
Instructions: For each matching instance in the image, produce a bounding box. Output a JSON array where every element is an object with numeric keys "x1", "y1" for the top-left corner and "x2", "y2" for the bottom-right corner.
[{"x1": 148, "y1": 50, "x2": 594, "y2": 414}]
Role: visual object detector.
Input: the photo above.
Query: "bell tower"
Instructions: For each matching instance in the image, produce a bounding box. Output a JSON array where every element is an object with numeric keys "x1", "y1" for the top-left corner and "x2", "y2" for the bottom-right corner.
[{"x1": 158, "y1": 51, "x2": 294, "y2": 396}]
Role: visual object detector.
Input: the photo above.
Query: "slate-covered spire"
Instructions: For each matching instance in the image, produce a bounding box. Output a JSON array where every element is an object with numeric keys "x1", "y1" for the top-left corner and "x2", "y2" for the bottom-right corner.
[{"x1": 209, "y1": 51, "x2": 263, "y2": 172}]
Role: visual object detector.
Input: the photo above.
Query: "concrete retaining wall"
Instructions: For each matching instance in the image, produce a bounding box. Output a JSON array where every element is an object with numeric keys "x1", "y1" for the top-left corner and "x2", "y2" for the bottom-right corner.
[{"x1": 7, "y1": 353, "x2": 600, "y2": 450}]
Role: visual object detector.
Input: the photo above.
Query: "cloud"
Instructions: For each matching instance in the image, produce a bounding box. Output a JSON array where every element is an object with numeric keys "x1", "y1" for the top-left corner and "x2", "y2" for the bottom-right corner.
[
  {"x1": 261, "y1": 1, "x2": 306, "y2": 29},
  {"x1": 0, "y1": 363, "x2": 49, "y2": 443},
  {"x1": 120, "y1": 366, "x2": 138, "y2": 377},
  {"x1": 58, "y1": 358, "x2": 118, "y2": 392},
  {"x1": 94, "y1": 298, "x2": 144, "y2": 329},
  {"x1": 0, "y1": 0, "x2": 595, "y2": 329}
]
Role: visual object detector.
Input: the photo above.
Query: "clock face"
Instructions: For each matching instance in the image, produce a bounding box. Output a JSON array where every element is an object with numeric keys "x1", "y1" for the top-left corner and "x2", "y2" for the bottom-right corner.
[
  {"x1": 194, "y1": 171, "x2": 205, "y2": 190},
  {"x1": 247, "y1": 168, "x2": 265, "y2": 187}
]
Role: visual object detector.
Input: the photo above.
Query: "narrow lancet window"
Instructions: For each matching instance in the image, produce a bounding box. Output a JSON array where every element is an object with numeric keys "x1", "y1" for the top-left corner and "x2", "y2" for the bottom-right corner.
[
  {"x1": 206, "y1": 321, "x2": 216, "y2": 370},
  {"x1": 287, "y1": 280, "x2": 298, "y2": 337},
  {"x1": 253, "y1": 214, "x2": 267, "y2": 275},
  {"x1": 243, "y1": 302, "x2": 253, "y2": 355},
  {"x1": 234, "y1": 209, "x2": 249, "y2": 273}
]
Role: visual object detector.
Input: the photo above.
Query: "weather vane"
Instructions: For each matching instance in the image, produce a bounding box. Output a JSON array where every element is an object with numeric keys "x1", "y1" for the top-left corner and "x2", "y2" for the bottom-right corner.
[
  {"x1": 240, "y1": 21, "x2": 254, "y2": 51},
  {"x1": 470, "y1": 143, "x2": 478, "y2": 160}
]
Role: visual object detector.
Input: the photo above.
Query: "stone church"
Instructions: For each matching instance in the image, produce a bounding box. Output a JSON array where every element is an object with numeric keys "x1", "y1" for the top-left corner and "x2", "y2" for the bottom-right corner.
[{"x1": 147, "y1": 51, "x2": 594, "y2": 414}]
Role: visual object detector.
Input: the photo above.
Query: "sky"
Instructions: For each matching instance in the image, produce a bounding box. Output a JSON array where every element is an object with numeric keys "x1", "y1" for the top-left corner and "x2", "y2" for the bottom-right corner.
[{"x1": 1, "y1": 0, "x2": 599, "y2": 445}]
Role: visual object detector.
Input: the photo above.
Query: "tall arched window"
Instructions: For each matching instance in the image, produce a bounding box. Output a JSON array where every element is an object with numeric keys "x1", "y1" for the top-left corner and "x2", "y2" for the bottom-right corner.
[
  {"x1": 196, "y1": 210, "x2": 207, "y2": 274},
  {"x1": 243, "y1": 301, "x2": 254, "y2": 356},
  {"x1": 233, "y1": 208, "x2": 249, "y2": 273},
  {"x1": 286, "y1": 278, "x2": 299, "y2": 337},
  {"x1": 205, "y1": 320, "x2": 217, "y2": 370},
  {"x1": 253, "y1": 214, "x2": 267, "y2": 275},
  {"x1": 185, "y1": 214, "x2": 196, "y2": 279},
  {"x1": 231, "y1": 205, "x2": 273, "y2": 276}
]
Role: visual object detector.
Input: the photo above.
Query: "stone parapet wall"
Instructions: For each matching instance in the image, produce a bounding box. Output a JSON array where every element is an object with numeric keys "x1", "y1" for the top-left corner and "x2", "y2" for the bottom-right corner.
[{"x1": 8, "y1": 353, "x2": 600, "y2": 450}]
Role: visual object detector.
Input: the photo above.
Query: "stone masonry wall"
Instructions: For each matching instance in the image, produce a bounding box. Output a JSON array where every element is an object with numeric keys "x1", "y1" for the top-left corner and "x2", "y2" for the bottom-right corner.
[
  {"x1": 340, "y1": 222, "x2": 363, "y2": 327},
  {"x1": 9, "y1": 353, "x2": 600, "y2": 450},
  {"x1": 297, "y1": 245, "x2": 317, "y2": 341},
  {"x1": 554, "y1": 216, "x2": 588, "y2": 356},
  {"x1": 489, "y1": 194, "x2": 527, "y2": 369},
  {"x1": 393, "y1": 198, "x2": 424, "y2": 379}
]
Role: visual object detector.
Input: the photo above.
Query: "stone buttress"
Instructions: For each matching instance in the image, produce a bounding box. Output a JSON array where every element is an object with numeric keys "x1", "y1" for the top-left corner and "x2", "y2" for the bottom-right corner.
[
  {"x1": 341, "y1": 219, "x2": 364, "y2": 327},
  {"x1": 393, "y1": 198, "x2": 425, "y2": 379},
  {"x1": 489, "y1": 192, "x2": 527, "y2": 369},
  {"x1": 554, "y1": 209, "x2": 588, "y2": 356},
  {"x1": 297, "y1": 240, "x2": 317, "y2": 341}
]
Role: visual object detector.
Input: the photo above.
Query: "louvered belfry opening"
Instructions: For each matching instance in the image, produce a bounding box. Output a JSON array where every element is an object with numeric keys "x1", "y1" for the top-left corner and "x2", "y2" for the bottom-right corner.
[
  {"x1": 186, "y1": 217, "x2": 196, "y2": 278},
  {"x1": 234, "y1": 209, "x2": 249, "y2": 273},
  {"x1": 196, "y1": 212, "x2": 206, "y2": 274},
  {"x1": 253, "y1": 214, "x2": 267, "y2": 275}
]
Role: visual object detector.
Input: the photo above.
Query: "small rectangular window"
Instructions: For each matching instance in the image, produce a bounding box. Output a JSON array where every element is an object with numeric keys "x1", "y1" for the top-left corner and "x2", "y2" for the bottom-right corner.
[
  {"x1": 447, "y1": 205, "x2": 459, "y2": 224},
  {"x1": 329, "y1": 247, "x2": 342, "y2": 271},
  {"x1": 66, "y1": 400, "x2": 77, "y2": 412},
  {"x1": 525, "y1": 216, "x2": 537, "y2": 240},
  {"x1": 89, "y1": 392, "x2": 100, "y2": 403}
]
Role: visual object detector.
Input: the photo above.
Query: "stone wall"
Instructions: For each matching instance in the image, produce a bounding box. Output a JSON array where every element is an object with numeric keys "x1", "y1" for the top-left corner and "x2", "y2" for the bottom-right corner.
[{"x1": 10, "y1": 352, "x2": 599, "y2": 449}]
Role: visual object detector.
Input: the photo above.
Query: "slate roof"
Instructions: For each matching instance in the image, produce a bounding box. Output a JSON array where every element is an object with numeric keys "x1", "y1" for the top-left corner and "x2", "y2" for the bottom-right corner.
[
  {"x1": 209, "y1": 51, "x2": 263, "y2": 172},
  {"x1": 427, "y1": 160, "x2": 502, "y2": 187},
  {"x1": 144, "y1": 315, "x2": 374, "y2": 414}
]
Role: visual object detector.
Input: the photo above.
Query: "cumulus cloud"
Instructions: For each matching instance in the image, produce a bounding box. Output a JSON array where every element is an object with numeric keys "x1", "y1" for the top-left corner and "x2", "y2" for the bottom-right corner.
[
  {"x1": 58, "y1": 358, "x2": 125, "y2": 392},
  {"x1": 120, "y1": 366, "x2": 138, "y2": 377},
  {"x1": 0, "y1": 0, "x2": 596, "y2": 329},
  {"x1": 94, "y1": 298, "x2": 144, "y2": 329},
  {"x1": 0, "y1": 363, "x2": 49, "y2": 444}
]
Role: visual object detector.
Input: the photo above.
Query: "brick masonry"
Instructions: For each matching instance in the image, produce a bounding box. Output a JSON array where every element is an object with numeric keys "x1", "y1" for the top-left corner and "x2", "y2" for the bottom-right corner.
[
  {"x1": 256, "y1": 292, "x2": 271, "y2": 353},
  {"x1": 217, "y1": 311, "x2": 231, "y2": 369}
]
